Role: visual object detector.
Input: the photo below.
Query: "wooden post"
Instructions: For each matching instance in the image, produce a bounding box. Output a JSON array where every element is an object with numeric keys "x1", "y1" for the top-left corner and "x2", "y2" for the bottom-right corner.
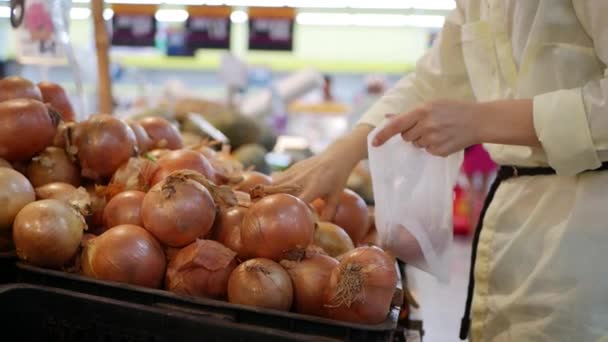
[{"x1": 91, "y1": 0, "x2": 113, "y2": 114}]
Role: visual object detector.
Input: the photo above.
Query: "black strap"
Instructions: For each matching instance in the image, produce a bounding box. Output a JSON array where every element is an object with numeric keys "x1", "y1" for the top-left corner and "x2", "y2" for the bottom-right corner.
[{"x1": 459, "y1": 162, "x2": 608, "y2": 340}]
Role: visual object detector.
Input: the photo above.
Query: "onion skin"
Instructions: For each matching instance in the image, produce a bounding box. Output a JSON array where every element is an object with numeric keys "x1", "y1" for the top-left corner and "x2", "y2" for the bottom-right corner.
[
  {"x1": 165, "y1": 239, "x2": 237, "y2": 299},
  {"x1": 0, "y1": 168, "x2": 35, "y2": 231},
  {"x1": 228, "y1": 258, "x2": 293, "y2": 311},
  {"x1": 0, "y1": 99, "x2": 59, "y2": 161},
  {"x1": 26, "y1": 146, "x2": 80, "y2": 187},
  {"x1": 138, "y1": 117, "x2": 183, "y2": 150},
  {"x1": 127, "y1": 121, "x2": 153, "y2": 154},
  {"x1": 281, "y1": 254, "x2": 338, "y2": 316},
  {"x1": 141, "y1": 173, "x2": 216, "y2": 247},
  {"x1": 151, "y1": 149, "x2": 216, "y2": 186},
  {"x1": 241, "y1": 194, "x2": 314, "y2": 261},
  {"x1": 35, "y1": 182, "x2": 77, "y2": 201},
  {"x1": 212, "y1": 206, "x2": 247, "y2": 258},
  {"x1": 74, "y1": 114, "x2": 137, "y2": 180},
  {"x1": 13, "y1": 199, "x2": 85, "y2": 268},
  {"x1": 324, "y1": 246, "x2": 398, "y2": 324},
  {"x1": 314, "y1": 222, "x2": 355, "y2": 258},
  {"x1": 103, "y1": 190, "x2": 145, "y2": 229},
  {"x1": 37, "y1": 82, "x2": 76, "y2": 122},
  {"x1": 235, "y1": 171, "x2": 272, "y2": 193},
  {"x1": 0, "y1": 76, "x2": 43, "y2": 102},
  {"x1": 314, "y1": 190, "x2": 370, "y2": 245},
  {"x1": 81, "y1": 224, "x2": 166, "y2": 288}
]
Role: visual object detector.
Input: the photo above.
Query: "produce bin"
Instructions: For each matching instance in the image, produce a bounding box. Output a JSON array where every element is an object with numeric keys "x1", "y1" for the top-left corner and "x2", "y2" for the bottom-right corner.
[
  {"x1": 0, "y1": 251, "x2": 17, "y2": 284},
  {"x1": 15, "y1": 261, "x2": 420, "y2": 341},
  {"x1": 0, "y1": 284, "x2": 328, "y2": 342}
]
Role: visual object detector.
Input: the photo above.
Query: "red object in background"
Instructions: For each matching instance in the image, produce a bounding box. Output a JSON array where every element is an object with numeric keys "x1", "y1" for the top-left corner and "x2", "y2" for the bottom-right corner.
[{"x1": 453, "y1": 182, "x2": 472, "y2": 236}]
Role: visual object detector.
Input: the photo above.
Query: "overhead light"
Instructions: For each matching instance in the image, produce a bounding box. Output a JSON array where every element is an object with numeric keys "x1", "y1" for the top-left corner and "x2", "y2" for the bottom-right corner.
[
  {"x1": 155, "y1": 9, "x2": 189, "y2": 22},
  {"x1": 230, "y1": 10, "x2": 248, "y2": 23},
  {"x1": 103, "y1": 8, "x2": 114, "y2": 20},
  {"x1": 70, "y1": 7, "x2": 91, "y2": 20},
  {"x1": 0, "y1": 6, "x2": 10, "y2": 19},
  {"x1": 296, "y1": 13, "x2": 445, "y2": 28}
]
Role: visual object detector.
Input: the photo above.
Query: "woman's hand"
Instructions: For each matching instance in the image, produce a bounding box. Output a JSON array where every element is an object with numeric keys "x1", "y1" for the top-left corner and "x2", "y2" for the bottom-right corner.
[
  {"x1": 372, "y1": 100, "x2": 480, "y2": 156},
  {"x1": 273, "y1": 125, "x2": 372, "y2": 220}
]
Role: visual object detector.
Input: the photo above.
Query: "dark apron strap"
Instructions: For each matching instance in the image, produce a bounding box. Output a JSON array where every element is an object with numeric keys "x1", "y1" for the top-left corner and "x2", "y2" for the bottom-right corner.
[{"x1": 459, "y1": 162, "x2": 608, "y2": 340}]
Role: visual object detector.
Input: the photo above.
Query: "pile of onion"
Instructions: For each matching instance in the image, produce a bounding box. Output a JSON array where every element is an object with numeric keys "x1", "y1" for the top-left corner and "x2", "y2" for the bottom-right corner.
[
  {"x1": 235, "y1": 171, "x2": 272, "y2": 193},
  {"x1": 314, "y1": 222, "x2": 355, "y2": 258},
  {"x1": 0, "y1": 76, "x2": 42, "y2": 102},
  {"x1": 228, "y1": 258, "x2": 293, "y2": 311},
  {"x1": 212, "y1": 206, "x2": 248, "y2": 257},
  {"x1": 141, "y1": 171, "x2": 221, "y2": 247},
  {"x1": 103, "y1": 190, "x2": 145, "y2": 229},
  {"x1": 323, "y1": 246, "x2": 397, "y2": 324},
  {"x1": 81, "y1": 224, "x2": 166, "y2": 288},
  {"x1": 127, "y1": 120, "x2": 153, "y2": 154},
  {"x1": 138, "y1": 117, "x2": 183, "y2": 150},
  {"x1": 0, "y1": 168, "x2": 35, "y2": 231},
  {"x1": 151, "y1": 149, "x2": 216, "y2": 186},
  {"x1": 313, "y1": 189, "x2": 370, "y2": 245},
  {"x1": 13, "y1": 199, "x2": 86, "y2": 268},
  {"x1": 0, "y1": 99, "x2": 59, "y2": 161},
  {"x1": 26, "y1": 147, "x2": 80, "y2": 187},
  {"x1": 107, "y1": 157, "x2": 157, "y2": 197},
  {"x1": 165, "y1": 239, "x2": 237, "y2": 299},
  {"x1": 280, "y1": 253, "x2": 338, "y2": 316},
  {"x1": 71, "y1": 114, "x2": 137, "y2": 180},
  {"x1": 241, "y1": 193, "x2": 314, "y2": 261},
  {"x1": 38, "y1": 82, "x2": 76, "y2": 122}
]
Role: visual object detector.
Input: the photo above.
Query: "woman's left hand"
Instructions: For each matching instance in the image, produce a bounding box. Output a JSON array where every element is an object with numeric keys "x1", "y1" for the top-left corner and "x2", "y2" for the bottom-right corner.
[{"x1": 371, "y1": 100, "x2": 480, "y2": 156}]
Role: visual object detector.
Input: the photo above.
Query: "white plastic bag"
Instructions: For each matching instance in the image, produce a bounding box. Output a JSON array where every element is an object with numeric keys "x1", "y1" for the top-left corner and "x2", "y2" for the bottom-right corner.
[{"x1": 368, "y1": 121, "x2": 463, "y2": 282}]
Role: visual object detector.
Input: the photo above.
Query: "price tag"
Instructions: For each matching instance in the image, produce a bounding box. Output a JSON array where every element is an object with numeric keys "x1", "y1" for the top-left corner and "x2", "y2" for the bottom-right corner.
[
  {"x1": 111, "y1": 4, "x2": 157, "y2": 47},
  {"x1": 15, "y1": 0, "x2": 66, "y2": 65},
  {"x1": 248, "y1": 7, "x2": 295, "y2": 51},
  {"x1": 185, "y1": 6, "x2": 231, "y2": 51}
]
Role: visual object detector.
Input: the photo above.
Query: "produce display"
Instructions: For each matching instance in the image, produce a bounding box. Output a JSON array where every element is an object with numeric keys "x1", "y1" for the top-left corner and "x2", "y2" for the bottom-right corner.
[{"x1": 0, "y1": 76, "x2": 399, "y2": 326}]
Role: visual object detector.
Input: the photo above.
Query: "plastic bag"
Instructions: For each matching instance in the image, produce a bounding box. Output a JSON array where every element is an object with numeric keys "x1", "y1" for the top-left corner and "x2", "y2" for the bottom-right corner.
[{"x1": 368, "y1": 121, "x2": 463, "y2": 282}]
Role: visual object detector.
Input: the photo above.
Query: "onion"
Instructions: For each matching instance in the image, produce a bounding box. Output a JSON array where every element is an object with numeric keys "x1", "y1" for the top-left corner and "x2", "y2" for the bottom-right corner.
[
  {"x1": 52, "y1": 121, "x2": 75, "y2": 149},
  {"x1": 314, "y1": 222, "x2": 355, "y2": 258},
  {"x1": 13, "y1": 199, "x2": 86, "y2": 268},
  {"x1": 103, "y1": 190, "x2": 145, "y2": 229},
  {"x1": 81, "y1": 224, "x2": 166, "y2": 288},
  {"x1": 235, "y1": 171, "x2": 272, "y2": 193},
  {"x1": 0, "y1": 158, "x2": 12, "y2": 169},
  {"x1": 141, "y1": 171, "x2": 217, "y2": 247},
  {"x1": 85, "y1": 186, "x2": 107, "y2": 235},
  {"x1": 241, "y1": 194, "x2": 314, "y2": 261},
  {"x1": 72, "y1": 114, "x2": 137, "y2": 180},
  {"x1": 212, "y1": 206, "x2": 247, "y2": 258},
  {"x1": 359, "y1": 228, "x2": 378, "y2": 247},
  {"x1": 0, "y1": 168, "x2": 35, "y2": 231},
  {"x1": 314, "y1": 190, "x2": 370, "y2": 245},
  {"x1": 165, "y1": 239, "x2": 238, "y2": 299},
  {"x1": 280, "y1": 253, "x2": 338, "y2": 316},
  {"x1": 145, "y1": 149, "x2": 170, "y2": 160},
  {"x1": 127, "y1": 121, "x2": 153, "y2": 154},
  {"x1": 323, "y1": 246, "x2": 397, "y2": 324},
  {"x1": 228, "y1": 258, "x2": 293, "y2": 311},
  {"x1": 106, "y1": 157, "x2": 157, "y2": 197},
  {"x1": 26, "y1": 146, "x2": 80, "y2": 187},
  {"x1": 138, "y1": 117, "x2": 183, "y2": 150},
  {"x1": 0, "y1": 99, "x2": 59, "y2": 161},
  {"x1": 0, "y1": 76, "x2": 42, "y2": 102},
  {"x1": 151, "y1": 149, "x2": 216, "y2": 186},
  {"x1": 35, "y1": 182, "x2": 77, "y2": 201},
  {"x1": 37, "y1": 82, "x2": 76, "y2": 122}
]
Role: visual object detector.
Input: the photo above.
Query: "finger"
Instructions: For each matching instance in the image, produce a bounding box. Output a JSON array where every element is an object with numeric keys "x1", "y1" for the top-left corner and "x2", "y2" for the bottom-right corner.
[
  {"x1": 299, "y1": 185, "x2": 322, "y2": 204},
  {"x1": 321, "y1": 191, "x2": 342, "y2": 221},
  {"x1": 372, "y1": 108, "x2": 424, "y2": 147},
  {"x1": 401, "y1": 122, "x2": 424, "y2": 142}
]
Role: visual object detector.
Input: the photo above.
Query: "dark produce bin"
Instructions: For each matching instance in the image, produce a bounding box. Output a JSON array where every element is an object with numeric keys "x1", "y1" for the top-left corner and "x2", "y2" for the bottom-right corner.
[
  {"x1": 16, "y1": 262, "x2": 410, "y2": 341},
  {"x1": 0, "y1": 251, "x2": 17, "y2": 284},
  {"x1": 0, "y1": 284, "x2": 328, "y2": 342}
]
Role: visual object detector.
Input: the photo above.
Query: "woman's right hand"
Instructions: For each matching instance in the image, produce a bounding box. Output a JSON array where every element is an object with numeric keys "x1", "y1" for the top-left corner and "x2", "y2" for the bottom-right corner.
[{"x1": 272, "y1": 125, "x2": 372, "y2": 221}]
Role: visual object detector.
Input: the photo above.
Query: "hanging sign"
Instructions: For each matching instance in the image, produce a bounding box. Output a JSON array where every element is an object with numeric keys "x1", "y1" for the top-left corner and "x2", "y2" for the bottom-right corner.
[
  {"x1": 15, "y1": 0, "x2": 67, "y2": 65},
  {"x1": 111, "y1": 4, "x2": 157, "y2": 47},
  {"x1": 248, "y1": 7, "x2": 295, "y2": 51},
  {"x1": 185, "y1": 6, "x2": 231, "y2": 51}
]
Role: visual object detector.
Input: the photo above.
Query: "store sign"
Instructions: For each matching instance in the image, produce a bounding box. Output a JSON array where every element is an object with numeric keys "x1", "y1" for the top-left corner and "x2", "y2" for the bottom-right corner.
[
  {"x1": 185, "y1": 6, "x2": 231, "y2": 50},
  {"x1": 248, "y1": 8, "x2": 295, "y2": 51},
  {"x1": 15, "y1": 0, "x2": 66, "y2": 65},
  {"x1": 111, "y1": 4, "x2": 157, "y2": 47}
]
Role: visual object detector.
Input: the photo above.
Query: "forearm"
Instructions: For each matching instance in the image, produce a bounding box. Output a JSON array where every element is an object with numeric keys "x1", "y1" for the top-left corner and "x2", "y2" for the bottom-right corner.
[
  {"x1": 328, "y1": 124, "x2": 374, "y2": 166},
  {"x1": 475, "y1": 99, "x2": 541, "y2": 147}
]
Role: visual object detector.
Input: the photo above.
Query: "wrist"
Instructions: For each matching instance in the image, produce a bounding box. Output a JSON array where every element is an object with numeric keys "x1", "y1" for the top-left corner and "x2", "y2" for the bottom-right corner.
[{"x1": 327, "y1": 124, "x2": 373, "y2": 166}]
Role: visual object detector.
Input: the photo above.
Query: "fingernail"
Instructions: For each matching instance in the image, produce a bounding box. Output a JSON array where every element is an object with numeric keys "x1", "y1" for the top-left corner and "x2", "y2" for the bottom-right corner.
[{"x1": 385, "y1": 113, "x2": 396, "y2": 118}]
